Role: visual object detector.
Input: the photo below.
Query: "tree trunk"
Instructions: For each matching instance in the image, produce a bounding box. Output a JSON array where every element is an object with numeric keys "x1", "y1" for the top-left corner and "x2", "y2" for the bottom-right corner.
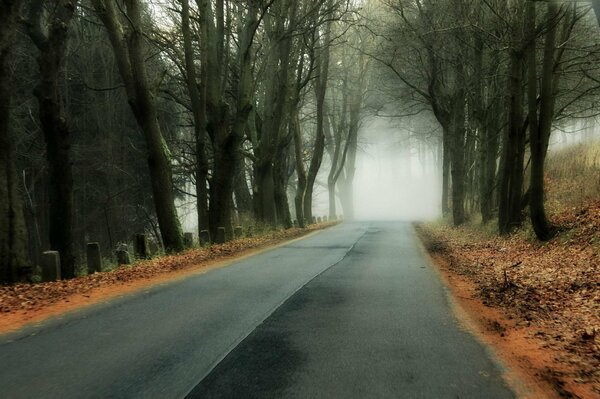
[
  {"x1": 480, "y1": 118, "x2": 499, "y2": 223},
  {"x1": 338, "y1": 126, "x2": 358, "y2": 221},
  {"x1": 499, "y1": 50, "x2": 526, "y2": 234},
  {"x1": 254, "y1": 4, "x2": 295, "y2": 227},
  {"x1": 273, "y1": 149, "x2": 292, "y2": 229},
  {"x1": 528, "y1": 2, "x2": 559, "y2": 241},
  {"x1": 209, "y1": 129, "x2": 239, "y2": 239},
  {"x1": 93, "y1": 0, "x2": 184, "y2": 252},
  {"x1": 441, "y1": 128, "x2": 450, "y2": 216},
  {"x1": 450, "y1": 96, "x2": 467, "y2": 226},
  {"x1": 305, "y1": 23, "x2": 331, "y2": 222},
  {"x1": 206, "y1": 0, "x2": 260, "y2": 239},
  {"x1": 28, "y1": 0, "x2": 78, "y2": 278},
  {"x1": 0, "y1": 0, "x2": 30, "y2": 283}
]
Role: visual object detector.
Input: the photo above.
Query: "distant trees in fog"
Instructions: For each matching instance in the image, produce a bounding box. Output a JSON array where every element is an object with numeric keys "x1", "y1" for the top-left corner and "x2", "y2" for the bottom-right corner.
[{"x1": 368, "y1": 0, "x2": 600, "y2": 240}]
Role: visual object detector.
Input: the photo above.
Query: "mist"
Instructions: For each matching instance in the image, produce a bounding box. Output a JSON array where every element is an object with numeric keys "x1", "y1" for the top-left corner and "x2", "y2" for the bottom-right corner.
[{"x1": 352, "y1": 117, "x2": 441, "y2": 221}]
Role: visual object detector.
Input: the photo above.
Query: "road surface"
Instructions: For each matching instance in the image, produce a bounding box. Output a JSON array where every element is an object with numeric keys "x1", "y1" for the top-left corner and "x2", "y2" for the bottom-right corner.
[{"x1": 0, "y1": 222, "x2": 515, "y2": 398}]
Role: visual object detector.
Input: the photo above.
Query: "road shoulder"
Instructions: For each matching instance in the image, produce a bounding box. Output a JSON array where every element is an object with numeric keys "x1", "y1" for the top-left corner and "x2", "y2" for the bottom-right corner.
[{"x1": 0, "y1": 223, "x2": 337, "y2": 335}]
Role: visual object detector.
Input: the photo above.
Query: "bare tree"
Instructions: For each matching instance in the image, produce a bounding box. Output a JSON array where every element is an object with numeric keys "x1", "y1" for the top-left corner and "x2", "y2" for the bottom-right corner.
[
  {"x1": 26, "y1": 0, "x2": 79, "y2": 278},
  {"x1": 92, "y1": 0, "x2": 184, "y2": 252},
  {"x1": 0, "y1": 0, "x2": 30, "y2": 283}
]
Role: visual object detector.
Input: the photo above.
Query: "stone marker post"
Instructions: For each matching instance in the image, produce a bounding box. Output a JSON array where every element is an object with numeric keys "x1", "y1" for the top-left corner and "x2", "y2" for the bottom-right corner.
[
  {"x1": 199, "y1": 230, "x2": 210, "y2": 246},
  {"x1": 183, "y1": 232, "x2": 194, "y2": 248},
  {"x1": 116, "y1": 249, "x2": 131, "y2": 265},
  {"x1": 216, "y1": 227, "x2": 226, "y2": 244},
  {"x1": 41, "y1": 251, "x2": 61, "y2": 282},
  {"x1": 86, "y1": 242, "x2": 102, "y2": 275}
]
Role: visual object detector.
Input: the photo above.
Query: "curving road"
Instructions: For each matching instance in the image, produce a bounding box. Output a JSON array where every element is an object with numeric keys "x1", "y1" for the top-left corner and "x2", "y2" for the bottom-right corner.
[{"x1": 0, "y1": 222, "x2": 515, "y2": 398}]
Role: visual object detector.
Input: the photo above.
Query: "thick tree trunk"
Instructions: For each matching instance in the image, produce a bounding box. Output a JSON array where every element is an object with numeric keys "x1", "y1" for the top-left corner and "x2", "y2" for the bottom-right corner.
[
  {"x1": 304, "y1": 111, "x2": 325, "y2": 223},
  {"x1": 38, "y1": 89, "x2": 75, "y2": 278},
  {"x1": 206, "y1": 0, "x2": 259, "y2": 239},
  {"x1": 499, "y1": 48, "x2": 526, "y2": 234},
  {"x1": 28, "y1": 0, "x2": 78, "y2": 278},
  {"x1": 480, "y1": 119, "x2": 499, "y2": 223},
  {"x1": 254, "y1": 5, "x2": 295, "y2": 227},
  {"x1": 528, "y1": 2, "x2": 559, "y2": 241},
  {"x1": 0, "y1": 0, "x2": 30, "y2": 283},
  {"x1": 499, "y1": 5, "x2": 527, "y2": 235},
  {"x1": 209, "y1": 128, "x2": 239, "y2": 239}
]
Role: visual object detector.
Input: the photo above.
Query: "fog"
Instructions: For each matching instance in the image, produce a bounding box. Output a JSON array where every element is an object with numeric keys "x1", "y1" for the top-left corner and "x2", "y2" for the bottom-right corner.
[
  {"x1": 352, "y1": 117, "x2": 441, "y2": 221},
  {"x1": 549, "y1": 118, "x2": 600, "y2": 150}
]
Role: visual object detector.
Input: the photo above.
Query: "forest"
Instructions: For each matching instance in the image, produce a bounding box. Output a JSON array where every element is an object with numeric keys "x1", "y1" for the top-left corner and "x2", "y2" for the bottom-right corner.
[{"x1": 1, "y1": 0, "x2": 600, "y2": 284}]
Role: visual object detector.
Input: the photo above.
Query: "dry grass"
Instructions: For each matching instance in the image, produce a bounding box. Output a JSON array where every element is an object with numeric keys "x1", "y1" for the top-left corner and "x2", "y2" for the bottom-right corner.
[{"x1": 546, "y1": 141, "x2": 600, "y2": 214}]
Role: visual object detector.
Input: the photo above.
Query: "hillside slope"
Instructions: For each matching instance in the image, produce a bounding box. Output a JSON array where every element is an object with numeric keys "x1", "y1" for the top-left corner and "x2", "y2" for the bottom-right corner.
[{"x1": 418, "y1": 141, "x2": 600, "y2": 398}]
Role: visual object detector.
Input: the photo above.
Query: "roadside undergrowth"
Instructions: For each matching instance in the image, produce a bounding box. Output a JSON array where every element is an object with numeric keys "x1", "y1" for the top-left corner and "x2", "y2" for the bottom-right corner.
[
  {"x1": 0, "y1": 222, "x2": 338, "y2": 332},
  {"x1": 416, "y1": 200, "x2": 600, "y2": 398}
]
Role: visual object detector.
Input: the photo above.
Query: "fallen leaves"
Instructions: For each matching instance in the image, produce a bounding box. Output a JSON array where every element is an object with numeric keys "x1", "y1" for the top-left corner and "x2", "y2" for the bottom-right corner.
[
  {"x1": 0, "y1": 223, "x2": 337, "y2": 318},
  {"x1": 416, "y1": 200, "x2": 600, "y2": 397}
]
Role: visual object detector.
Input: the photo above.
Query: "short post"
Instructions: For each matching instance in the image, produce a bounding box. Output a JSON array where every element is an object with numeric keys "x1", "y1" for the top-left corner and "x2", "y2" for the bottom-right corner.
[
  {"x1": 116, "y1": 249, "x2": 131, "y2": 265},
  {"x1": 199, "y1": 230, "x2": 210, "y2": 246},
  {"x1": 86, "y1": 242, "x2": 102, "y2": 275},
  {"x1": 246, "y1": 225, "x2": 254, "y2": 237},
  {"x1": 312, "y1": 216, "x2": 316, "y2": 224},
  {"x1": 234, "y1": 226, "x2": 243, "y2": 238},
  {"x1": 41, "y1": 251, "x2": 61, "y2": 282},
  {"x1": 216, "y1": 227, "x2": 226, "y2": 244},
  {"x1": 317, "y1": 217, "x2": 322, "y2": 223},
  {"x1": 134, "y1": 234, "x2": 148, "y2": 259},
  {"x1": 183, "y1": 232, "x2": 194, "y2": 248}
]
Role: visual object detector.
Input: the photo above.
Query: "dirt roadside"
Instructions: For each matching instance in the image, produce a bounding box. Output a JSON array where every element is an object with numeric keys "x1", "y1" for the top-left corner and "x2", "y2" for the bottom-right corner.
[{"x1": 415, "y1": 222, "x2": 599, "y2": 399}]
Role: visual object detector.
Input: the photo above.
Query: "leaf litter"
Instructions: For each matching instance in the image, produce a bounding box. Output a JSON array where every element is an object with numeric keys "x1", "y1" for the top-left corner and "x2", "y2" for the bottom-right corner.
[{"x1": 417, "y1": 201, "x2": 600, "y2": 398}]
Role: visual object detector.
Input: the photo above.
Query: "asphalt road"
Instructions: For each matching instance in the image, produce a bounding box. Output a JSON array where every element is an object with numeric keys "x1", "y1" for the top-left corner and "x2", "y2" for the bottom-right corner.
[{"x1": 0, "y1": 222, "x2": 515, "y2": 398}]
